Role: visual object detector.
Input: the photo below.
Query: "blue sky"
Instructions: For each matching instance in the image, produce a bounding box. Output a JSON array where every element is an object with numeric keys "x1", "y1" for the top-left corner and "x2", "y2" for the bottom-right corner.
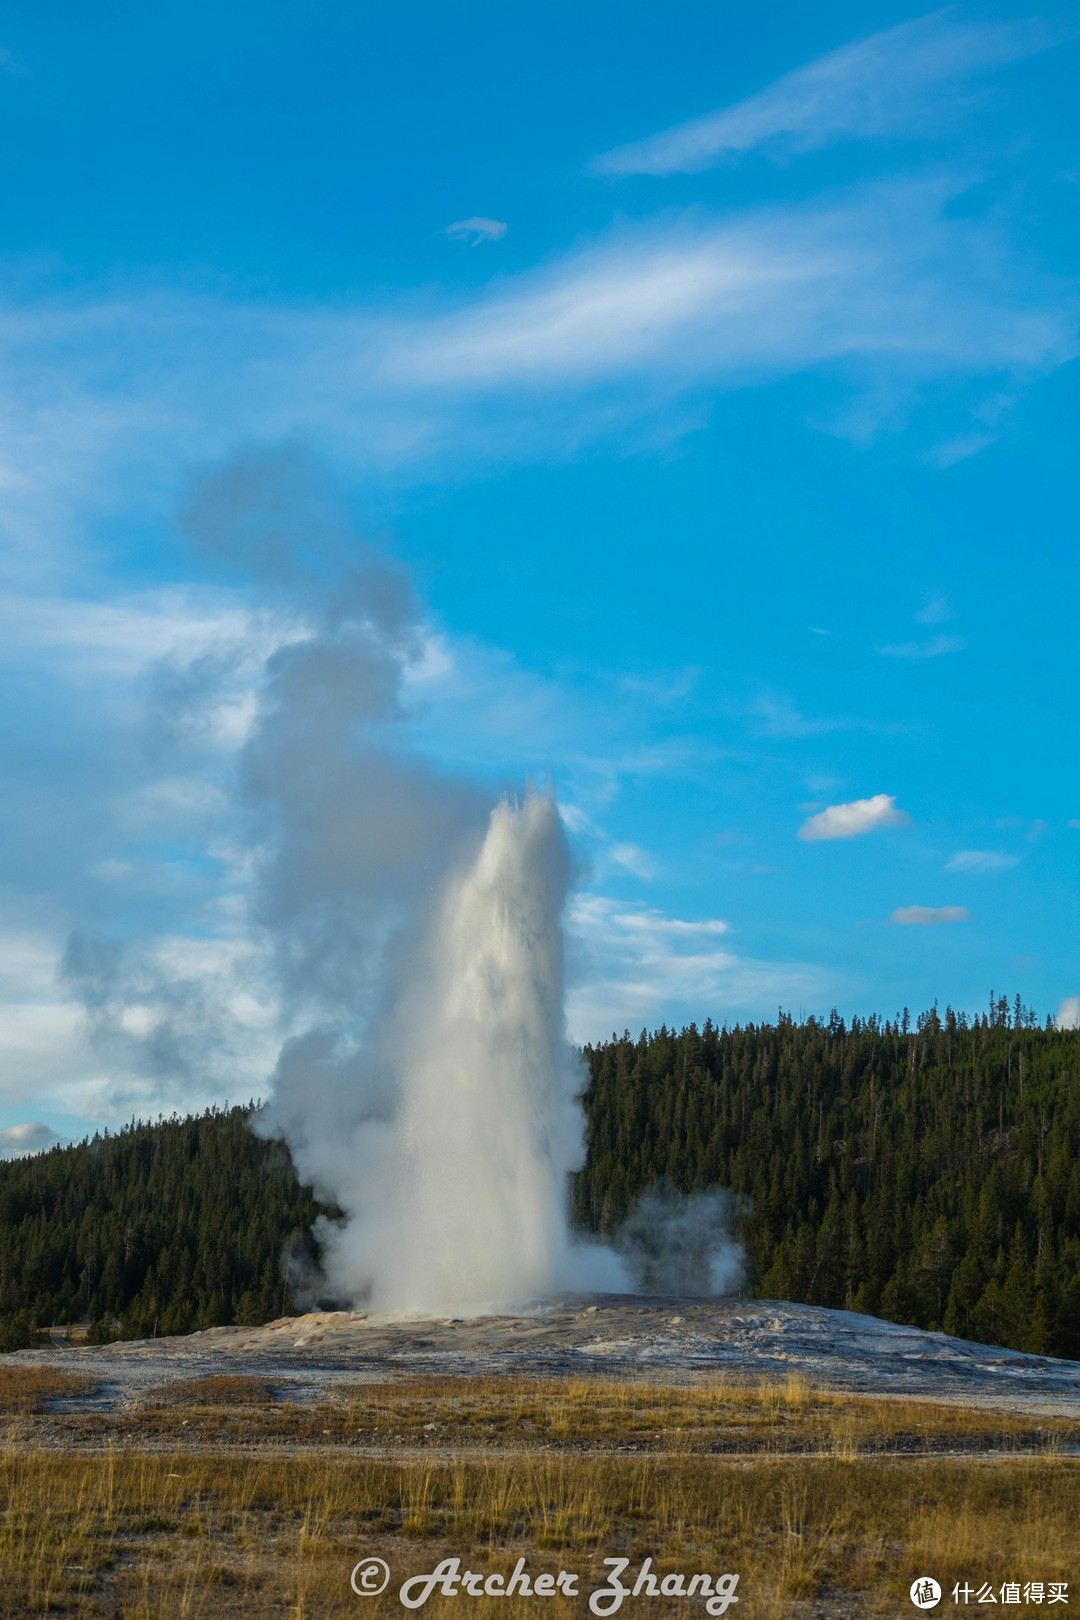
[{"x1": 0, "y1": 1, "x2": 1077, "y2": 1149}]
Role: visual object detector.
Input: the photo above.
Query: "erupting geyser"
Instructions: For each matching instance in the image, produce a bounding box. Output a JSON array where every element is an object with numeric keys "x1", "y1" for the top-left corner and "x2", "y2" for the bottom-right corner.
[
  {"x1": 264, "y1": 789, "x2": 623, "y2": 1315},
  {"x1": 388, "y1": 792, "x2": 592, "y2": 1310},
  {"x1": 179, "y1": 450, "x2": 740, "y2": 1316}
]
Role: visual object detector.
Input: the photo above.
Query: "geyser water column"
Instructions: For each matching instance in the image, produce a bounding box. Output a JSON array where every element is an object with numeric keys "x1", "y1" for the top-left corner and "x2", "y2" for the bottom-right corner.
[
  {"x1": 383, "y1": 790, "x2": 586, "y2": 1312},
  {"x1": 262, "y1": 775, "x2": 629, "y2": 1314}
]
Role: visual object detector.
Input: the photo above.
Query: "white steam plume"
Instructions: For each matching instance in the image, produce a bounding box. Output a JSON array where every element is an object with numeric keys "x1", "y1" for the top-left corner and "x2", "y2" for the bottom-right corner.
[
  {"x1": 614, "y1": 1183, "x2": 744, "y2": 1297},
  {"x1": 189, "y1": 448, "x2": 622, "y2": 1312},
  {"x1": 286, "y1": 791, "x2": 623, "y2": 1313},
  {"x1": 1056, "y1": 997, "x2": 1080, "y2": 1031},
  {"x1": 177, "y1": 446, "x2": 741, "y2": 1316}
]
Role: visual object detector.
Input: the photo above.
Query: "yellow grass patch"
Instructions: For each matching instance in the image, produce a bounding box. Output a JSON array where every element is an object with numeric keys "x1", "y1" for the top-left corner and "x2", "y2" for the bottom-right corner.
[
  {"x1": 0, "y1": 1374, "x2": 1076, "y2": 1617},
  {"x1": 0, "y1": 1365, "x2": 93, "y2": 1413},
  {"x1": 124, "y1": 1372, "x2": 1080, "y2": 1455}
]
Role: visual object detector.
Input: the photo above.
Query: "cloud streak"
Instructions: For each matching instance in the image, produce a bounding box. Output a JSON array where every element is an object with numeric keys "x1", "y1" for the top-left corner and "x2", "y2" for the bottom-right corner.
[
  {"x1": 387, "y1": 179, "x2": 1072, "y2": 394},
  {"x1": 592, "y1": 10, "x2": 1060, "y2": 176},
  {"x1": 565, "y1": 895, "x2": 827, "y2": 1039},
  {"x1": 0, "y1": 174, "x2": 1073, "y2": 578},
  {"x1": 878, "y1": 633, "x2": 966, "y2": 659},
  {"x1": 889, "y1": 904, "x2": 970, "y2": 926},
  {"x1": 945, "y1": 849, "x2": 1019, "y2": 872}
]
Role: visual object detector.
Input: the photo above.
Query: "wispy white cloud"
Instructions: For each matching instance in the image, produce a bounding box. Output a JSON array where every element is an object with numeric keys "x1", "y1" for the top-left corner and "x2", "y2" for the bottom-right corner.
[
  {"x1": 445, "y1": 217, "x2": 507, "y2": 245},
  {"x1": 878, "y1": 593, "x2": 965, "y2": 657},
  {"x1": 396, "y1": 622, "x2": 721, "y2": 805},
  {"x1": 798, "y1": 793, "x2": 909, "y2": 841},
  {"x1": 945, "y1": 848, "x2": 1019, "y2": 872},
  {"x1": 592, "y1": 10, "x2": 1060, "y2": 176},
  {"x1": 599, "y1": 906, "x2": 730, "y2": 941},
  {"x1": 609, "y1": 843, "x2": 657, "y2": 879},
  {"x1": 750, "y1": 693, "x2": 854, "y2": 738},
  {"x1": 917, "y1": 592, "x2": 954, "y2": 626},
  {"x1": 878, "y1": 632, "x2": 966, "y2": 658},
  {"x1": 0, "y1": 175, "x2": 1073, "y2": 574},
  {"x1": 389, "y1": 218, "x2": 823, "y2": 387},
  {"x1": 926, "y1": 430, "x2": 998, "y2": 467},
  {"x1": 387, "y1": 179, "x2": 1074, "y2": 397},
  {"x1": 0, "y1": 587, "x2": 285, "y2": 680},
  {"x1": 566, "y1": 894, "x2": 826, "y2": 1040},
  {"x1": 0, "y1": 895, "x2": 279, "y2": 1129},
  {"x1": 0, "y1": 929, "x2": 98, "y2": 1115},
  {"x1": 0, "y1": 583, "x2": 297, "y2": 1127},
  {"x1": 889, "y1": 904, "x2": 970, "y2": 926}
]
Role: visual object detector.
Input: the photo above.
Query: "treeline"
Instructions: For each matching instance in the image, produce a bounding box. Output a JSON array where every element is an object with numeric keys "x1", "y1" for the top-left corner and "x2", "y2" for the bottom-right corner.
[
  {"x1": 0, "y1": 1106, "x2": 328, "y2": 1348},
  {"x1": 574, "y1": 999, "x2": 1080, "y2": 1358},
  {"x1": 3, "y1": 1001, "x2": 1080, "y2": 1359}
]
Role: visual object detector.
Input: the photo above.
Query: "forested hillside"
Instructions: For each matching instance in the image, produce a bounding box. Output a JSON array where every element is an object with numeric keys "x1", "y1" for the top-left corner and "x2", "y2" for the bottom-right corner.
[
  {"x1": 0, "y1": 1107, "x2": 328, "y2": 1349},
  {"x1": 3, "y1": 1000, "x2": 1080, "y2": 1358},
  {"x1": 575, "y1": 999, "x2": 1080, "y2": 1357}
]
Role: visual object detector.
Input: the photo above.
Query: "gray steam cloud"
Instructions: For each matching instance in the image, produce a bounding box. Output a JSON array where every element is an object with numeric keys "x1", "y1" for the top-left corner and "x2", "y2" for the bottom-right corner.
[
  {"x1": 179, "y1": 446, "x2": 625, "y2": 1312},
  {"x1": 62, "y1": 444, "x2": 738, "y2": 1315},
  {"x1": 614, "y1": 1183, "x2": 744, "y2": 1297},
  {"x1": 61, "y1": 930, "x2": 253, "y2": 1089},
  {"x1": 198, "y1": 452, "x2": 489, "y2": 1025},
  {"x1": 56, "y1": 445, "x2": 485, "y2": 1113}
]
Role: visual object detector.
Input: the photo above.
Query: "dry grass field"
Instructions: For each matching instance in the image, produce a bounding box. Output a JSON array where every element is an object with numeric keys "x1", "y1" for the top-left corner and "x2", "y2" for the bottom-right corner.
[{"x1": 1, "y1": 1366, "x2": 1077, "y2": 1618}]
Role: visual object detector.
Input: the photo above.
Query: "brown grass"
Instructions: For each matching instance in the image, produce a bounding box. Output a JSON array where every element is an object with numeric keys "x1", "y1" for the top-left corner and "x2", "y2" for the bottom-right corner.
[
  {"x1": 1, "y1": 1447, "x2": 1076, "y2": 1618},
  {"x1": 147, "y1": 1374, "x2": 278, "y2": 1408},
  {"x1": 0, "y1": 1374, "x2": 1076, "y2": 1617},
  {"x1": 116, "y1": 1372, "x2": 1080, "y2": 1455},
  {"x1": 0, "y1": 1365, "x2": 93, "y2": 1413}
]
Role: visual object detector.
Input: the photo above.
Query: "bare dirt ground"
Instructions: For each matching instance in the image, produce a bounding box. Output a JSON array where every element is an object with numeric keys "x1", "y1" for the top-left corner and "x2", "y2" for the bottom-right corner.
[{"x1": 8, "y1": 1294, "x2": 1080, "y2": 1416}]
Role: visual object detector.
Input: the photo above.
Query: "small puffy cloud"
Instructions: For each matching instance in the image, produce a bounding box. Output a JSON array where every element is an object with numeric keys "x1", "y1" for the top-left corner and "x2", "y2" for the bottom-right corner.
[
  {"x1": 889, "y1": 905, "x2": 970, "y2": 927},
  {"x1": 1056, "y1": 997, "x2": 1080, "y2": 1031},
  {"x1": 445, "y1": 217, "x2": 507, "y2": 246},
  {"x1": 798, "y1": 793, "x2": 908, "y2": 842},
  {"x1": 0, "y1": 1121, "x2": 65, "y2": 1159},
  {"x1": 945, "y1": 849, "x2": 1019, "y2": 873}
]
